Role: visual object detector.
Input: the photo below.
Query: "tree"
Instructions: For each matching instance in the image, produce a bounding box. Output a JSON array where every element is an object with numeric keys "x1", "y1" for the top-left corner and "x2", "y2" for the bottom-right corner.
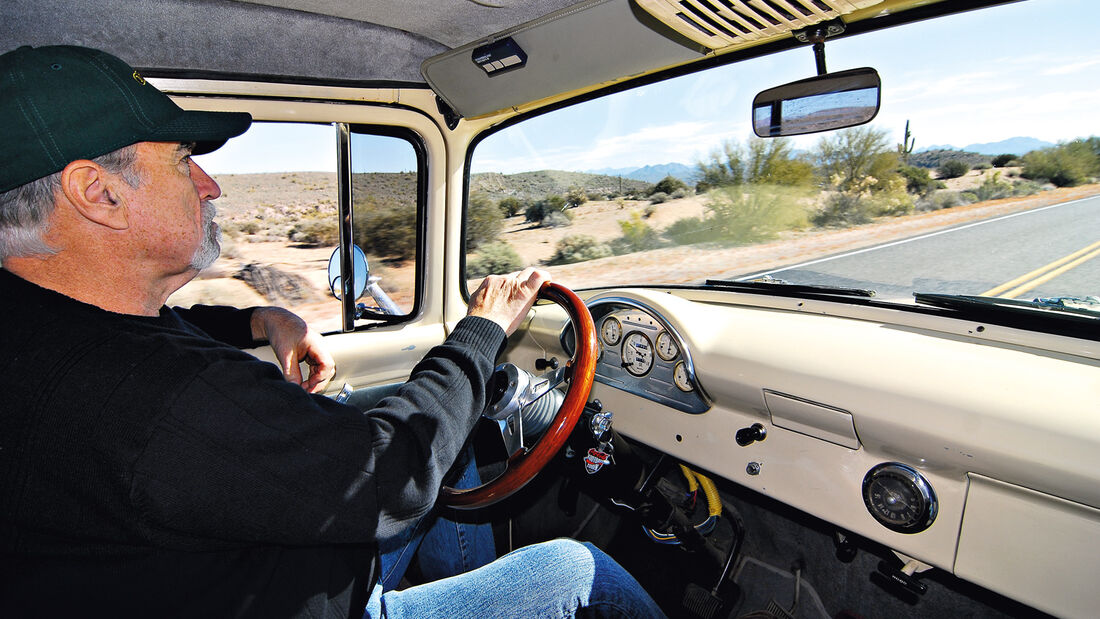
[
  {"x1": 814, "y1": 125, "x2": 893, "y2": 190},
  {"x1": 498, "y1": 196, "x2": 523, "y2": 217},
  {"x1": 650, "y1": 175, "x2": 688, "y2": 196},
  {"x1": 695, "y1": 137, "x2": 812, "y2": 189},
  {"x1": 565, "y1": 185, "x2": 588, "y2": 208}
]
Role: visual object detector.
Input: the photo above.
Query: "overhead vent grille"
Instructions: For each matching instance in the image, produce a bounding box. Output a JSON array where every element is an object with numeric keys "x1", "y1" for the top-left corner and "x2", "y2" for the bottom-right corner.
[{"x1": 635, "y1": 0, "x2": 883, "y2": 50}]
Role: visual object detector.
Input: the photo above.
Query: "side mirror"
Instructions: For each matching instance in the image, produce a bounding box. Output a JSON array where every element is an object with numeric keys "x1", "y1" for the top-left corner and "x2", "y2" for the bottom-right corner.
[
  {"x1": 328, "y1": 245, "x2": 369, "y2": 301},
  {"x1": 327, "y1": 246, "x2": 403, "y2": 316},
  {"x1": 752, "y1": 67, "x2": 880, "y2": 137}
]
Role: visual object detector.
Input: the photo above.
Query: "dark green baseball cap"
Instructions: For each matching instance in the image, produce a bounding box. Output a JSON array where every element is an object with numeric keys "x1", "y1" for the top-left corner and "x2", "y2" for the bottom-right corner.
[{"x1": 0, "y1": 45, "x2": 252, "y2": 193}]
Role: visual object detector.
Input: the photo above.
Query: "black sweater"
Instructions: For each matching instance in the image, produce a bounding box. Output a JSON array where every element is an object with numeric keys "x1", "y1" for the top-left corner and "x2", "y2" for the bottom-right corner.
[{"x1": 0, "y1": 269, "x2": 505, "y2": 618}]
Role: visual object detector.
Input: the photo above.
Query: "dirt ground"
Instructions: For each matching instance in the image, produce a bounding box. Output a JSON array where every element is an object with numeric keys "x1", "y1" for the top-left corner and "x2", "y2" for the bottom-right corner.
[{"x1": 170, "y1": 174, "x2": 1100, "y2": 330}]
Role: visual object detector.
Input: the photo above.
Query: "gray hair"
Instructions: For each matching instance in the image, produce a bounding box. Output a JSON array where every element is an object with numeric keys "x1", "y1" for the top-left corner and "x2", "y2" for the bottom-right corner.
[{"x1": 0, "y1": 145, "x2": 141, "y2": 262}]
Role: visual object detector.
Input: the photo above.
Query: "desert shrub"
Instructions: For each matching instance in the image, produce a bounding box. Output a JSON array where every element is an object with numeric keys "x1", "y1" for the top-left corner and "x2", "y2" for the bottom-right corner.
[
  {"x1": 498, "y1": 196, "x2": 523, "y2": 217},
  {"x1": 670, "y1": 188, "x2": 689, "y2": 200},
  {"x1": 611, "y1": 211, "x2": 661, "y2": 255},
  {"x1": 915, "y1": 190, "x2": 966, "y2": 212},
  {"x1": 968, "y1": 172, "x2": 1014, "y2": 201},
  {"x1": 814, "y1": 126, "x2": 893, "y2": 190},
  {"x1": 991, "y1": 154, "x2": 1017, "y2": 168},
  {"x1": 1021, "y1": 140, "x2": 1099, "y2": 187},
  {"x1": 937, "y1": 159, "x2": 970, "y2": 179},
  {"x1": 650, "y1": 175, "x2": 688, "y2": 196},
  {"x1": 1011, "y1": 180, "x2": 1042, "y2": 196},
  {"x1": 541, "y1": 210, "x2": 573, "y2": 228},
  {"x1": 547, "y1": 235, "x2": 613, "y2": 265},
  {"x1": 467, "y1": 192, "x2": 503, "y2": 251},
  {"x1": 587, "y1": 192, "x2": 606, "y2": 202},
  {"x1": 356, "y1": 204, "x2": 416, "y2": 259},
  {"x1": 698, "y1": 137, "x2": 814, "y2": 189},
  {"x1": 664, "y1": 216, "x2": 714, "y2": 245},
  {"x1": 898, "y1": 164, "x2": 938, "y2": 196},
  {"x1": 288, "y1": 218, "x2": 340, "y2": 246},
  {"x1": 973, "y1": 162, "x2": 992, "y2": 170},
  {"x1": 237, "y1": 220, "x2": 261, "y2": 235},
  {"x1": 696, "y1": 184, "x2": 809, "y2": 244},
  {"x1": 565, "y1": 186, "x2": 588, "y2": 208},
  {"x1": 643, "y1": 204, "x2": 657, "y2": 218},
  {"x1": 525, "y1": 194, "x2": 567, "y2": 223},
  {"x1": 813, "y1": 191, "x2": 872, "y2": 227},
  {"x1": 466, "y1": 241, "x2": 523, "y2": 278},
  {"x1": 648, "y1": 192, "x2": 669, "y2": 204}
]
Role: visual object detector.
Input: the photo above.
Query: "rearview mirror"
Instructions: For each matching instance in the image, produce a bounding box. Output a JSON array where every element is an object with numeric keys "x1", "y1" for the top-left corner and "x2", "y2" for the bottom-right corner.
[{"x1": 752, "y1": 67, "x2": 880, "y2": 137}]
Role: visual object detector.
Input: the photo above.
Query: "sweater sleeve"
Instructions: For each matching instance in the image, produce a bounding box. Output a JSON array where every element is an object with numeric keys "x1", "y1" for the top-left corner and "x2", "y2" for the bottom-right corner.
[
  {"x1": 172, "y1": 304, "x2": 260, "y2": 349},
  {"x1": 128, "y1": 316, "x2": 505, "y2": 549}
]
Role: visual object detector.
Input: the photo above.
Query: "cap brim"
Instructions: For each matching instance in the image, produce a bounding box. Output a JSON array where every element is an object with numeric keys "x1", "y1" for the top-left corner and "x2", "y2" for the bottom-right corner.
[{"x1": 149, "y1": 109, "x2": 252, "y2": 155}]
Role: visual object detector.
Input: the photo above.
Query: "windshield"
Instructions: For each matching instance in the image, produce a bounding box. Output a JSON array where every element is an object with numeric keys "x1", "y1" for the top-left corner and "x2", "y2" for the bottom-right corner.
[{"x1": 465, "y1": 0, "x2": 1100, "y2": 317}]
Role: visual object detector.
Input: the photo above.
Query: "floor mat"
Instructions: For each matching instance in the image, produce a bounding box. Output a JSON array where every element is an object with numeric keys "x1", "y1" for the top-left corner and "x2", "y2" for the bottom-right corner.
[{"x1": 730, "y1": 557, "x2": 831, "y2": 619}]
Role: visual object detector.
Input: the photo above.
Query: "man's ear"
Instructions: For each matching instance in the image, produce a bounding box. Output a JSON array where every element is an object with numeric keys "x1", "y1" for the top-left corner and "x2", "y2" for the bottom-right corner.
[{"x1": 59, "y1": 160, "x2": 130, "y2": 231}]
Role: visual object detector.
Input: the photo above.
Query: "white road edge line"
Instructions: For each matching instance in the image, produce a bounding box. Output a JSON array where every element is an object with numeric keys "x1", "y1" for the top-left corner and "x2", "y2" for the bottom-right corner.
[{"x1": 736, "y1": 194, "x2": 1099, "y2": 282}]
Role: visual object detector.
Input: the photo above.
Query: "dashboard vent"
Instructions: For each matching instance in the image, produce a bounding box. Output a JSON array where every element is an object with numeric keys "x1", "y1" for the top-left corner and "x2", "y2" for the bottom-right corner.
[{"x1": 635, "y1": 0, "x2": 883, "y2": 50}]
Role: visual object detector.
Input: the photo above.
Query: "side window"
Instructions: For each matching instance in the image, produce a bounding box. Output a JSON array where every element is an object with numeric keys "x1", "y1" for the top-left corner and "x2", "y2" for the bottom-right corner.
[
  {"x1": 347, "y1": 129, "x2": 421, "y2": 320},
  {"x1": 173, "y1": 121, "x2": 344, "y2": 333}
]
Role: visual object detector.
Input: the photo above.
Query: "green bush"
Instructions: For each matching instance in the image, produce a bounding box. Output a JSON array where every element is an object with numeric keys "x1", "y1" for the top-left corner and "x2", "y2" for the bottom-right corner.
[
  {"x1": 467, "y1": 192, "x2": 503, "y2": 251},
  {"x1": 664, "y1": 216, "x2": 715, "y2": 245},
  {"x1": 915, "y1": 190, "x2": 965, "y2": 212},
  {"x1": 611, "y1": 211, "x2": 661, "y2": 255},
  {"x1": 1021, "y1": 140, "x2": 1099, "y2": 187},
  {"x1": 498, "y1": 196, "x2": 523, "y2": 217},
  {"x1": 690, "y1": 184, "x2": 809, "y2": 244},
  {"x1": 565, "y1": 186, "x2": 588, "y2": 208},
  {"x1": 541, "y1": 210, "x2": 573, "y2": 228},
  {"x1": 898, "y1": 164, "x2": 938, "y2": 196},
  {"x1": 937, "y1": 159, "x2": 970, "y2": 179},
  {"x1": 356, "y1": 204, "x2": 416, "y2": 260},
  {"x1": 288, "y1": 218, "x2": 340, "y2": 245},
  {"x1": 547, "y1": 235, "x2": 613, "y2": 265},
  {"x1": 812, "y1": 191, "x2": 872, "y2": 227},
  {"x1": 991, "y1": 154, "x2": 1017, "y2": 168},
  {"x1": 466, "y1": 241, "x2": 523, "y2": 278},
  {"x1": 648, "y1": 192, "x2": 669, "y2": 204},
  {"x1": 650, "y1": 175, "x2": 688, "y2": 196},
  {"x1": 525, "y1": 194, "x2": 567, "y2": 223}
]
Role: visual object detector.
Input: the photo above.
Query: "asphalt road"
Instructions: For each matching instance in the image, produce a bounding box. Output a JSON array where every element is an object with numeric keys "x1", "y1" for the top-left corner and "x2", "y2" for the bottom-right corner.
[{"x1": 739, "y1": 194, "x2": 1100, "y2": 302}]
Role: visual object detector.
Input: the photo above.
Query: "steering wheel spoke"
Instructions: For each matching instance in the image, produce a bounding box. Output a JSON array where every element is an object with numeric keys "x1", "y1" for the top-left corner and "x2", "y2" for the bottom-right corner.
[{"x1": 441, "y1": 283, "x2": 597, "y2": 509}]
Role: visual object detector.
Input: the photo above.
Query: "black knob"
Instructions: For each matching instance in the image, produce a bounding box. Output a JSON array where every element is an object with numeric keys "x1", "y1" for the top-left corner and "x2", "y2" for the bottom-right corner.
[
  {"x1": 735, "y1": 423, "x2": 767, "y2": 446},
  {"x1": 535, "y1": 357, "x2": 559, "y2": 370}
]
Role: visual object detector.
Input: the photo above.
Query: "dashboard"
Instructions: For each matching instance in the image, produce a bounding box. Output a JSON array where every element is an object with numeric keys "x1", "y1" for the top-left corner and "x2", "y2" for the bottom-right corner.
[
  {"x1": 526, "y1": 286, "x2": 1100, "y2": 619},
  {"x1": 562, "y1": 298, "x2": 709, "y2": 414}
]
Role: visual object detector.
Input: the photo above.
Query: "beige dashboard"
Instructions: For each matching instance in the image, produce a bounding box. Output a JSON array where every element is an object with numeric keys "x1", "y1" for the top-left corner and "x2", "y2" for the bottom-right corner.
[{"x1": 514, "y1": 286, "x2": 1100, "y2": 618}]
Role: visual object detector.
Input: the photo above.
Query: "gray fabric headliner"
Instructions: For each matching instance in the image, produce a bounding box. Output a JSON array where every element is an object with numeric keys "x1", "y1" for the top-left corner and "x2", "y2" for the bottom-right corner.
[{"x1": 1, "y1": 0, "x2": 579, "y2": 84}]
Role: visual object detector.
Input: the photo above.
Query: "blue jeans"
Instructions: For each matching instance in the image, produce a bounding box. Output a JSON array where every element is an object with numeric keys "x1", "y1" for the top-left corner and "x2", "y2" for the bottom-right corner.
[{"x1": 366, "y1": 538, "x2": 667, "y2": 618}]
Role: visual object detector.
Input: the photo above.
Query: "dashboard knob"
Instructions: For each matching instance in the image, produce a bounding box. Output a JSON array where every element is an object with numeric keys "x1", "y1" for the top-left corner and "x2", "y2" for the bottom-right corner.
[{"x1": 735, "y1": 423, "x2": 767, "y2": 446}]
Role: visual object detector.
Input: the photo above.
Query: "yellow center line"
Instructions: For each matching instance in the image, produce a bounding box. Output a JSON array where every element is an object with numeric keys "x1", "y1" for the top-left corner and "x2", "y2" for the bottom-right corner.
[{"x1": 981, "y1": 239, "x2": 1100, "y2": 298}]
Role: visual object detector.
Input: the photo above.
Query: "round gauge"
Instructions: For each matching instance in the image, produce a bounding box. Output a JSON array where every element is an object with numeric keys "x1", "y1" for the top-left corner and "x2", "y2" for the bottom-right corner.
[
  {"x1": 862, "y1": 463, "x2": 938, "y2": 534},
  {"x1": 655, "y1": 331, "x2": 678, "y2": 361},
  {"x1": 673, "y1": 361, "x2": 693, "y2": 392},
  {"x1": 601, "y1": 316, "x2": 622, "y2": 346},
  {"x1": 621, "y1": 332, "x2": 654, "y2": 377}
]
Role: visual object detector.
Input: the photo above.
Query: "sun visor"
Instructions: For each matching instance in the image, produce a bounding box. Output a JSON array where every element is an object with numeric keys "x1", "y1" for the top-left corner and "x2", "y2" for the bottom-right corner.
[{"x1": 421, "y1": 0, "x2": 705, "y2": 119}]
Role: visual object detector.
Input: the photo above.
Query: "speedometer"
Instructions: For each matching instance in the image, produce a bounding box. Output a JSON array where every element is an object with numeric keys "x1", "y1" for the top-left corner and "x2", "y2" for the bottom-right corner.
[{"x1": 621, "y1": 332, "x2": 654, "y2": 376}]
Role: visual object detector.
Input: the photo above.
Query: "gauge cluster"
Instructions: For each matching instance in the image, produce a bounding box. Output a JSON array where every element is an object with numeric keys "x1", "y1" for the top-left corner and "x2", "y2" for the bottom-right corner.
[{"x1": 565, "y1": 299, "x2": 708, "y2": 414}]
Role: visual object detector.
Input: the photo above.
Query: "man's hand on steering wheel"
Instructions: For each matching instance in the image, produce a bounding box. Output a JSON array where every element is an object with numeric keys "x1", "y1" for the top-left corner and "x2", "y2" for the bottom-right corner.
[{"x1": 467, "y1": 268, "x2": 551, "y2": 335}]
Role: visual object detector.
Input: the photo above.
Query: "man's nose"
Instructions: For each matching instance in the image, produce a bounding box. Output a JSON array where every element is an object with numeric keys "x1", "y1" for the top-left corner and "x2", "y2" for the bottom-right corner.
[{"x1": 190, "y1": 159, "x2": 221, "y2": 201}]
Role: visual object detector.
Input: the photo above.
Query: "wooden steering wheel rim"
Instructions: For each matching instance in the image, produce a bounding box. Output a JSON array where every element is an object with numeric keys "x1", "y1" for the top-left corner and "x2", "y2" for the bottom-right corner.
[{"x1": 440, "y1": 282, "x2": 598, "y2": 509}]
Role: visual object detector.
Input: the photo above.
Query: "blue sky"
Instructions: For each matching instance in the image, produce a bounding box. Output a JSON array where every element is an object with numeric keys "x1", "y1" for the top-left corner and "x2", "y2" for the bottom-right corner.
[{"x1": 198, "y1": 0, "x2": 1100, "y2": 176}]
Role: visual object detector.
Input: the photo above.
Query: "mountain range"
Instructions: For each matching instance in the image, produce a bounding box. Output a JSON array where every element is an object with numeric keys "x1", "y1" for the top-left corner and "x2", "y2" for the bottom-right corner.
[{"x1": 588, "y1": 137, "x2": 1055, "y2": 184}]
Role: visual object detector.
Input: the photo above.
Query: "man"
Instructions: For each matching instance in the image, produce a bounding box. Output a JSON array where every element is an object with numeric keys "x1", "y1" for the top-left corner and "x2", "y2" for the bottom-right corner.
[{"x1": 0, "y1": 45, "x2": 664, "y2": 618}]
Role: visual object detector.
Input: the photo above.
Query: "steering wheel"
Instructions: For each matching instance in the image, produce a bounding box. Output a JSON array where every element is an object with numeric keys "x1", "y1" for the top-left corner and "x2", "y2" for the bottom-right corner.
[{"x1": 440, "y1": 282, "x2": 598, "y2": 509}]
